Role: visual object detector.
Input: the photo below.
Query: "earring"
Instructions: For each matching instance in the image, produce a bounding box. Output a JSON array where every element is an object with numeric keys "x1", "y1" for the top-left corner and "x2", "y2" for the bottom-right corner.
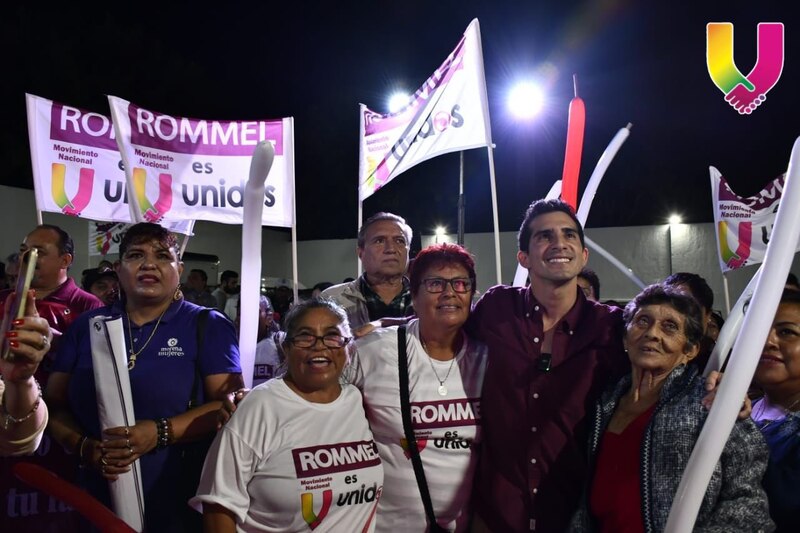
[{"x1": 173, "y1": 286, "x2": 184, "y2": 301}]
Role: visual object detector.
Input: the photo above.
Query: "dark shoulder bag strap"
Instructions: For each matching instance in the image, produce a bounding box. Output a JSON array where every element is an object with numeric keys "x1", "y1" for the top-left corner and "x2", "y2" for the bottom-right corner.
[
  {"x1": 189, "y1": 308, "x2": 211, "y2": 409},
  {"x1": 398, "y1": 326, "x2": 447, "y2": 533}
]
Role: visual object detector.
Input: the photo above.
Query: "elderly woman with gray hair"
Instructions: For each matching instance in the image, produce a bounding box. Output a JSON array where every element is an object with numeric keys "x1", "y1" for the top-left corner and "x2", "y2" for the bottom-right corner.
[{"x1": 570, "y1": 284, "x2": 773, "y2": 532}]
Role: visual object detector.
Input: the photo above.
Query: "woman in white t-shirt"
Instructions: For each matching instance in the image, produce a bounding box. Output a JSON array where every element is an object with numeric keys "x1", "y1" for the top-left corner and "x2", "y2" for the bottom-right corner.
[
  {"x1": 193, "y1": 299, "x2": 383, "y2": 533},
  {"x1": 351, "y1": 243, "x2": 488, "y2": 532}
]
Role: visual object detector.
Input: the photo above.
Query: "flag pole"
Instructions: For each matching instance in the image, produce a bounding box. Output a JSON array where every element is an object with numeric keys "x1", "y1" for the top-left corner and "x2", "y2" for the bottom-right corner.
[
  {"x1": 288, "y1": 118, "x2": 299, "y2": 303},
  {"x1": 487, "y1": 144, "x2": 502, "y2": 285},
  {"x1": 178, "y1": 220, "x2": 195, "y2": 258},
  {"x1": 471, "y1": 19, "x2": 501, "y2": 285},
  {"x1": 722, "y1": 271, "x2": 731, "y2": 315},
  {"x1": 357, "y1": 104, "x2": 365, "y2": 278},
  {"x1": 458, "y1": 151, "x2": 465, "y2": 245}
]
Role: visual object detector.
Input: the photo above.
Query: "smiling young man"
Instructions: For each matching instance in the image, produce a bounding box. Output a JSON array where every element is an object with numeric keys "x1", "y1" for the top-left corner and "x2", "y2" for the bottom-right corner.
[
  {"x1": 323, "y1": 212, "x2": 415, "y2": 329},
  {"x1": 467, "y1": 199, "x2": 627, "y2": 532}
]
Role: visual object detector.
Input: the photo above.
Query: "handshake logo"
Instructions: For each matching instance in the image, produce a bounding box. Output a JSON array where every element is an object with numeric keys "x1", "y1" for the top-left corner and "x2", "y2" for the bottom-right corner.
[{"x1": 706, "y1": 23, "x2": 784, "y2": 115}]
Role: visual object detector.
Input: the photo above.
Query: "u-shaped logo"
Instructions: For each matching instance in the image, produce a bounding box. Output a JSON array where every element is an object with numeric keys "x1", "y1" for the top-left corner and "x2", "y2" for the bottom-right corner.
[{"x1": 706, "y1": 22, "x2": 785, "y2": 115}]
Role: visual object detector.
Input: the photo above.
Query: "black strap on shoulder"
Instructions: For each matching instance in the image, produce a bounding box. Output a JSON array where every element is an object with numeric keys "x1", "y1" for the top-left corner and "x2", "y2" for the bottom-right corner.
[
  {"x1": 189, "y1": 308, "x2": 211, "y2": 409},
  {"x1": 398, "y1": 326, "x2": 447, "y2": 533}
]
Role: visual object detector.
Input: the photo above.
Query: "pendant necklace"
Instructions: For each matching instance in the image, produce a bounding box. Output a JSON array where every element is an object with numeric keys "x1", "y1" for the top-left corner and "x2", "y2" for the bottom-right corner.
[
  {"x1": 421, "y1": 337, "x2": 456, "y2": 396},
  {"x1": 125, "y1": 306, "x2": 168, "y2": 370}
]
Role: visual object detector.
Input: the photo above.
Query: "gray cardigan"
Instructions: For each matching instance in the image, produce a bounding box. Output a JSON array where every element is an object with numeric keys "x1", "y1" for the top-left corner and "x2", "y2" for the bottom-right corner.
[
  {"x1": 569, "y1": 364, "x2": 774, "y2": 533},
  {"x1": 321, "y1": 278, "x2": 370, "y2": 330}
]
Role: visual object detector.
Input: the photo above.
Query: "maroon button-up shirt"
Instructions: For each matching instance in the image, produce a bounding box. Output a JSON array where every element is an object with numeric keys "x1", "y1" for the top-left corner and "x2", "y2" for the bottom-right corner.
[{"x1": 467, "y1": 285, "x2": 627, "y2": 532}]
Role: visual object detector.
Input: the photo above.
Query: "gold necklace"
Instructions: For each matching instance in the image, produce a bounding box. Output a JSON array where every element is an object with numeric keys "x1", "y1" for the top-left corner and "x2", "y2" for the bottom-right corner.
[{"x1": 125, "y1": 306, "x2": 168, "y2": 370}]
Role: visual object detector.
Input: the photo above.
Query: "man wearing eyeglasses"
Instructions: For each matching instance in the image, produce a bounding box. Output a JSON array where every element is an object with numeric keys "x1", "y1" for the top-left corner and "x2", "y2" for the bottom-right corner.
[
  {"x1": 468, "y1": 199, "x2": 627, "y2": 533},
  {"x1": 322, "y1": 212, "x2": 415, "y2": 329}
]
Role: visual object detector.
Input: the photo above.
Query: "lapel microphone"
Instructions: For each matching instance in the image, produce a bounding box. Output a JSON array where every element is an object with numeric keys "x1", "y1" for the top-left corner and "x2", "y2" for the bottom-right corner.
[{"x1": 537, "y1": 353, "x2": 552, "y2": 372}]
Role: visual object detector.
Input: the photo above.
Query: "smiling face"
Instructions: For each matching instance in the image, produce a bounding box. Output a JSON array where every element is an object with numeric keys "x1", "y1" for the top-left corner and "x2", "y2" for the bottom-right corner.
[
  {"x1": 116, "y1": 239, "x2": 183, "y2": 305},
  {"x1": 357, "y1": 220, "x2": 410, "y2": 280},
  {"x1": 518, "y1": 211, "x2": 588, "y2": 288},
  {"x1": 412, "y1": 262, "x2": 472, "y2": 334},
  {"x1": 754, "y1": 302, "x2": 800, "y2": 398},
  {"x1": 624, "y1": 303, "x2": 698, "y2": 376},
  {"x1": 283, "y1": 307, "x2": 350, "y2": 400}
]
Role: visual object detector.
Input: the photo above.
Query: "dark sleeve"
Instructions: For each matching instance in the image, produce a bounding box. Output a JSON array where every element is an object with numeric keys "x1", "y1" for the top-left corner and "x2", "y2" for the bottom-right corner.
[
  {"x1": 465, "y1": 291, "x2": 490, "y2": 341},
  {"x1": 50, "y1": 314, "x2": 86, "y2": 374},
  {"x1": 695, "y1": 419, "x2": 775, "y2": 532},
  {"x1": 199, "y1": 310, "x2": 241, "y2": 376}
]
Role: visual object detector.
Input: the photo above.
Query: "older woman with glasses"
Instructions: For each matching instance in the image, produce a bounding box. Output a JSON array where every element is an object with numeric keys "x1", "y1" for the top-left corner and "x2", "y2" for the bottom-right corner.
[
  {"x1": 193, "y1": 298, "x2": 384, "y2": 532},
  {"x1": 351, "y1": 243, "x2": 488, "y2": 532}
]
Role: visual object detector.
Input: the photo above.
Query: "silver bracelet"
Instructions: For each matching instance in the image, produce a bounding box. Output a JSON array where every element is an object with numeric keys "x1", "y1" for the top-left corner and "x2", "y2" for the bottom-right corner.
[{"x1": 1, "y1": 378, "x2": 43, "y2": 430}]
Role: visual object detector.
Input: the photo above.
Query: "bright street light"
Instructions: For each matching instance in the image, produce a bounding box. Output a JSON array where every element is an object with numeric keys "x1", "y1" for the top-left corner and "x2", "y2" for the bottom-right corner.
[
  {"x1": 434, "y1": 226, "x2": 447, "y2": 244},
  {"x1": 387, "y1": 92, "x2": 409, "y2": 113},
  {"x1": 507, "y1": 82, "x2": 544, "y2": 120},
  {"x1": 668, "y1": 214, "x2": 682, "y2": 225}
]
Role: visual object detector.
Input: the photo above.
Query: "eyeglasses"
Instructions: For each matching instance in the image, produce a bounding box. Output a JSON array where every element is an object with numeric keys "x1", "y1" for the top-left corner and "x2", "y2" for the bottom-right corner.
[
  {"x1": 288, "y1": 333, "x2": 351, "y2": 349},
  {"x1": 421, "y1": 277, "x2": 473, "y2": 294}
]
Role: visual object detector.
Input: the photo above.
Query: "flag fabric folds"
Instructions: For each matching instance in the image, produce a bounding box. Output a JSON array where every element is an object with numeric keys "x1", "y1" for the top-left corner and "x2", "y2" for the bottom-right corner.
[
  {"x1": 26, "y1": 94, "x2": 192, "y2": 234},
  {"x1": 358, "y1": 18, "x2": 492, "y2": 201},
  {"x1": 108, "y1": 96, "x2": 294, "y2": 228},
  {"x1": 710, "y1": 166, "x2": 790, "y2": 272},
  {"x1": 26, "y1": 94, "x2": 135, "y2": 223}
]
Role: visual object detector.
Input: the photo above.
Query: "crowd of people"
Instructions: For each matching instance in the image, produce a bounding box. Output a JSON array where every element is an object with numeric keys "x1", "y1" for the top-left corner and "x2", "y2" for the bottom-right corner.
[{"x1": 0, "y1": 200, "x2": 797, "y2": 532}]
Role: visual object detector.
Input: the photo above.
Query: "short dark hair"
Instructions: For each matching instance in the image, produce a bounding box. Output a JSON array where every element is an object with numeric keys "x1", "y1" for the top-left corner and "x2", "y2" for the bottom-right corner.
[
  {"x1": 709, "y1": 310, "x2": 724, "y2": 330},
  {"x1": 220, "y1": 270, "x2": 238, "y2": 283},
  {"x1": 81, "y1": 267, "x2": 118, "y2": 291},
  {"x1": 357, "y1": 212, "x2": 413, "y2": 249},
  {"x1": 623, "y1": 284, "x2": 704, "y2": 351},
  {"x1": 408, "y1": 243, "x2": 477, "y2": 297},
  {"x1": 119, "y1": 223, "x2": 178, "y2": 258},
  {"x1": 313, "y1": 282, "x2": 334, "y2": 292},
  {"x1": 190, "y1": 269, "x2": 208, "y2": 283},
  {"x1": 33, "y1": 224, "x2": 74, "y2": 256},
  {"x1": 518, "y1": 199, "x2": 585, "y2": 252},
  {"x1": 787, "y1": 272, "x2": 800, "y2": 289},
  {"x1": 578, "y1": 268, "x2": 601, "y2": 300},
  {"x1": 780, "y1": 288, "x2": 800, "y2": 306},
  {"x1": 663, "y1": 272, "x2": 713, "y2": 313}
]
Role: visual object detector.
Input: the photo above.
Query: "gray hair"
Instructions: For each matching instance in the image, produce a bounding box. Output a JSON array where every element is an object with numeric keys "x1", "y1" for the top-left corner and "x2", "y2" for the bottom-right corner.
[
  {"x1": 623, "y1": 284, "x2": 704, "y2": 351},
  {"x1": 357, "y1": 212, "x2": 413, "y2": 249}
]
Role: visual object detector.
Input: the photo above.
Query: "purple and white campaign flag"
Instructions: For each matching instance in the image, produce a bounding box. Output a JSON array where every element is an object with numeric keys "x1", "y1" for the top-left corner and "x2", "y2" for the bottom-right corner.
[
  {"x1": 26, "y1": 94, "x2": 192, "y2": 234},
  {"x1": 358, "y1": 18, "x2": 492, "y2": 201},
  {"x1": 108, "y1": 96, "x2": 294, "y2": 228},
  {"x1": 710, "y1": 166, "x2": 791, "y2": 272}
]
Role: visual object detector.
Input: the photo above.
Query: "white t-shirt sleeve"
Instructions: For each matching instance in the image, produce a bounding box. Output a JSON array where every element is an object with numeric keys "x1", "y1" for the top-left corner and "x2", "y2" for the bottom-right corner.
[{"x1": 191, "y1": 424, "x2": 262, "y2": 524}]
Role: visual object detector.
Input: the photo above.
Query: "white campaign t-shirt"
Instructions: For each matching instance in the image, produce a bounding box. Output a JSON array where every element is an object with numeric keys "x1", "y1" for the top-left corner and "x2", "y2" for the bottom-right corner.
[
  {"x1": 192, "y1": 379, "x2": 384, "y2": 532},
  {"x1": 252, "y1": 336, "x2": 282, "y2": 387},
  {"x1": 351, "y1": 319, "x2": 488, "y2": 532}
]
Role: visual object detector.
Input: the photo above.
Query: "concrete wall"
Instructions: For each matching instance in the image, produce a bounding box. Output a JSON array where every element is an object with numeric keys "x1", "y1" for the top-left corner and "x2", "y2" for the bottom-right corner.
[{"x1": 3, "y1": 184, "x2": 797, "y2": 314}]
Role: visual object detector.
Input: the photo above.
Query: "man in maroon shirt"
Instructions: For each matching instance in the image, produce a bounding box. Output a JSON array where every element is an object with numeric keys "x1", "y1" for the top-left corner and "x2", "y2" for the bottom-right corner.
[
  {"x1": 0, "y1": 224, "x2": 102, "y2": 532},
  {"x1": 1, "y1": 225, "x2": 103, "y2": 368},
  {"x1": 468, "y1": 199, "x2": 627, "y2": 532}
]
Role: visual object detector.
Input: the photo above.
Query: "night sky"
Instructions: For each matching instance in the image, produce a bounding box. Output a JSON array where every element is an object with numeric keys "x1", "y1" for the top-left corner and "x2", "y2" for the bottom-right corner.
[{"x1": 4, "y1": 1, "x2": 797, "y2": 244}]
